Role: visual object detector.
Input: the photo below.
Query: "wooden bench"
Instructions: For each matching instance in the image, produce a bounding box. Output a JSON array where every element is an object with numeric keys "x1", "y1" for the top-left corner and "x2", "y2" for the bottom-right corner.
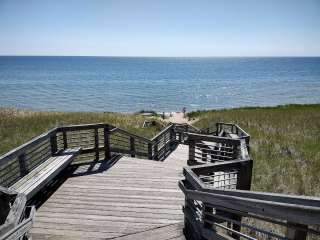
[{"x1": 9, "y1": 147, "x2": 81, "y2": 200}]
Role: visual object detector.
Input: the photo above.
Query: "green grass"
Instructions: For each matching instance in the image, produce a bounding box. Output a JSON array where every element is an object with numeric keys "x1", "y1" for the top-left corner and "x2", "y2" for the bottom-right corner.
[
  {"x1": 0, "y1": 108, "x2": 163, "y2": 156},
  {"x1": 188, "y1": 104, "x2": 320, "y2": 196},
  {"x1": 1, "y1": 104, "x2": 319, "y2": 197}
]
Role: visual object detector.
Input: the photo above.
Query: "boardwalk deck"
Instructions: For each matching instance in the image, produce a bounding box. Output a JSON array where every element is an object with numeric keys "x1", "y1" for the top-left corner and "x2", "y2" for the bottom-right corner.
[{"x1": 31, "y1": 145, "x2": 188, "y2": 240}]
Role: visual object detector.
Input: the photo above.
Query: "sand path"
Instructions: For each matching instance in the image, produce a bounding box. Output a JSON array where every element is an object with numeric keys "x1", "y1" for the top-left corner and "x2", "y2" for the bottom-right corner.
[{"x1": 164, "y1": 112, "x2": 198, "y2": 124}]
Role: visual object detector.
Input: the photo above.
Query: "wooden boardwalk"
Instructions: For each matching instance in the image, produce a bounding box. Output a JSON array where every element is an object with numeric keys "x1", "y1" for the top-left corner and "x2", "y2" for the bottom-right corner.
[{"x1": 31, "y1": 144, "x2": 188, "y2": 240}]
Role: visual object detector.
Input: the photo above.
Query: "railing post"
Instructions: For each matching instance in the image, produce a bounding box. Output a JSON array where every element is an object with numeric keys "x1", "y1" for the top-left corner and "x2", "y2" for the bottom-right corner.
[
  {"x1": 104, "y1": 125, "x2": 111, "y2": 160},
  {"x1": 216, "y1": 122, "x2": 220, "y2": 135},
  {"x1": 170, "y1": 127, "x2": 175, "y2": 149},
  {"x1": 286, "y1": 223, "x2": 307, "y2": 240},
  {"x1": 130, "y1": 136, "x2": 135, "y2": 157},
  {"x1": 188, "y1": 139, "x2": 196, "y2": 165},
  {"x1": 178, "y1": 132, "x2": 182, "y2": 143},
  {"x1": 94, "y1": 128, "x2": 99, "y2": 161},
  {"x1": 63, "y1": 130, "x2": 68, "y2": 150},
  {"x1": 229, "y1": 159, "x2": 253, "y2": 238},
  {"x1": 236, "y1": 160, "x2": 253, "y2": 191},
  {"x1": 18, "y1": 153, "x2": 28, "y2": 177},
  {"x1": 153, "y1": 143, "x2": 158, "y2": 161},
  {"x1": 148, "y1": 143, "x2": 153, "y2": 160},
  {"x1": 50, "y1": 133, "x2": 57, "y2": 156}
]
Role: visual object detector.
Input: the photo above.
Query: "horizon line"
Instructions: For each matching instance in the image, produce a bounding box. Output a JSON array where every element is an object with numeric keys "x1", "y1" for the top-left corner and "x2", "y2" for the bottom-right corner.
[{"x1": 1, "y1": 55, "x2": 320, "y2": 58}]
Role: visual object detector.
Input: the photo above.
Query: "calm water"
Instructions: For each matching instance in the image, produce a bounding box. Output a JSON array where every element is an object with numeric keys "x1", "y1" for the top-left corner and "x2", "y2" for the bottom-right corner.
[{"x1": 0, "y1": 56, "x2": 319, "y2": 112}]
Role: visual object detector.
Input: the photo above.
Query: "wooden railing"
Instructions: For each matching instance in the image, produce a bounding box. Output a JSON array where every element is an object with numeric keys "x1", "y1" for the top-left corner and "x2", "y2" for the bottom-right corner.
[
  {"x1": 0, "y1": 122, "x2": 201, "y2": 188},
  {"x1": 180, "y1": 133, "x2": 320, "y2": 240},
  {"x1": 203, "y1": 122, "x2": 250, "y2": 147},
  {"x1": 187, "y1": 132, "x2": 249, "y2": 166},
  {"x1": 0, "y1": 128, "x2": 58, "y2": 188}
]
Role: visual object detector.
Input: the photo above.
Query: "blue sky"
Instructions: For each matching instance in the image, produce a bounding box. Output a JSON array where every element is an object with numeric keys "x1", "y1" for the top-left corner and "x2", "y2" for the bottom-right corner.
[{"x1": 0, "y1": 0, "x2": 319, "y2": 57}]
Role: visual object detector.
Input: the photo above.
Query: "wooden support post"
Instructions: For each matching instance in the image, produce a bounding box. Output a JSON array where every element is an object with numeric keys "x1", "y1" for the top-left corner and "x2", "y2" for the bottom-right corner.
[
  {"x1": 216, "y1": 122, "x2": 220, "y2": 135},
  {"x1": 50, "y1": 134, "x2": 57, "y2": 156},
  {"x1": 153, "y1": 144, "x2": 158, "y2": 161},
  {"x1": 18, "y1": 153, "x2": 28, "y2": 177},
  {"x1": 203, "y1": 204, "x2": 213, "y2": 229},
  {"x1": 94, "y1": 128, "x2": 99, "y2": 161},
  {"x1": 148, "y1": 143, "x2": 153, "y2": 160},
  {"x1": 188, "y1": 140, "x2": 196, "y2": 165},
  {"x1": 236, "y1": 159, "x2": 253, "y2": 191},
  {"x1": 286, "y1": 223, "x2": 307, "y2": 240},
  {"x1": 104, "y1": 125, "x2": 111, "y2": 160},
  {"x1": 230, "y1": 214, "x2": 242, "y2": 239},
  {"x1": 163, "y1": 134, "x2": 168, "y2": 157},
  {"x1": 170, "y1": 128, "x2": 175, "y2": 148},
  {"x1": 63, "y1": 130, "x2": 68, "y2": 149},
  {"x1": 201, "y1": 145, "x2": 209, "y2": 162},
  {"x1": 130, "y1": 137, "x2": 135, "y2": 157}
]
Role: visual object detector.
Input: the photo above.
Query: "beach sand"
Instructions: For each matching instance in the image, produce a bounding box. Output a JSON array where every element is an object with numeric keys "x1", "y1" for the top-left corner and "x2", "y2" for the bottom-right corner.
[{"x1": 164, "y1": 112, "x2": 198, "y2": 124}]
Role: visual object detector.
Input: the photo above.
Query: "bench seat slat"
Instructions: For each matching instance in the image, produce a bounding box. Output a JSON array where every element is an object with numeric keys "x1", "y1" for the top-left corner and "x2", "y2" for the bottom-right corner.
[
  {"x1": 11, "y1": 156, "x2": 60, "y2": 190},
  {"x1": 10, "y1": 148, "x2": 81, "y2": 200},
  {"x1": 16, "y1": 155, "x2": 70, "y2": 196}
]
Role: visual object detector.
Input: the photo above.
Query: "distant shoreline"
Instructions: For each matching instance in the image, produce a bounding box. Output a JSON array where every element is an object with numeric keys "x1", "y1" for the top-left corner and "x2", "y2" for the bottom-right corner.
[
  {"x1": 1, "y1": 103, "x2": 319, "y2": 115},
  {"x1": 1, "y1": 55, "x2": 320, "y2": 58}
]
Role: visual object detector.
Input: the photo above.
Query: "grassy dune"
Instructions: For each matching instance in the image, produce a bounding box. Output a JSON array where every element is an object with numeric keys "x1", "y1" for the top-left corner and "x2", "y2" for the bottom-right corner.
[
  {"x1": 0, "y1": 108, "x2": 162, "y2": 156},
  {"x1": 1, "y1": 104, "x2": 319, "y2": 197},
  {"x1": 188, "y1": 104, "x2": 320, "y2": 196}
]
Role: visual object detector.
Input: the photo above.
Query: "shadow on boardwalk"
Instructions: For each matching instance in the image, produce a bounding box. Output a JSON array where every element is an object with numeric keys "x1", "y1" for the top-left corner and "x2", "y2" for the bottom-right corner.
[{"x1": 30, "y1": 145, "x2": 189, "y2": 240}]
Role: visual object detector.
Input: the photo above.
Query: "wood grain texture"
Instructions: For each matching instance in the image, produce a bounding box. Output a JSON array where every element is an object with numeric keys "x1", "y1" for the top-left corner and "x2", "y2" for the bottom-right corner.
[
  {"x1": 30, "y1": 145, "x2": 189, "y2": 240},
  {"x1": 9, "y1": 148, "x2": 80, "y2": 201}
]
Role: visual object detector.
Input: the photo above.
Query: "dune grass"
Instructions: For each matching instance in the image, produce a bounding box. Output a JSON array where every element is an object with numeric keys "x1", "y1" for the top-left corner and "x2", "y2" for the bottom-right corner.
[
  {"x1": 0, "y1": 108, "x2": 162, "y2": 156},
  {"x1": 1, "y1": 104, "x2": 319, "y2": 197},
  {"x1": 188, "y1": 104, "x2": 320, "y2": 196}
]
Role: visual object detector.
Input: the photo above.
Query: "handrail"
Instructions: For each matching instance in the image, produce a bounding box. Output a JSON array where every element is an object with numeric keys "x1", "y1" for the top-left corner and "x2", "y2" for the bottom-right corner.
[
  {"x1": 180, "y1": 129, "x2": 319, "y2": 240},
  {"x1": 110, "y1": 127, "x2": 152, "y2": 144},
  {"x1": 58, "y1": 123, "x2": 106, "y2": 131},
  {"x1": 0, "y1": 128, "x2": 57, "y2": 168},
  {"x1": 186, "y1": 132, "x2": 242, "y2": 145},
  {"x1": 151, "y1": 124, "x2": 174, "y2": 142},
  {"x1": 180, "y1": 162, "x2": 320, "y2": 239}
]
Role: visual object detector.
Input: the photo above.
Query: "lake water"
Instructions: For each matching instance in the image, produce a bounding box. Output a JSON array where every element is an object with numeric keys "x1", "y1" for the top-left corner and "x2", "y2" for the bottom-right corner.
[{"x1": 0, "y1": 56, "x2": 319, "y2": 112}]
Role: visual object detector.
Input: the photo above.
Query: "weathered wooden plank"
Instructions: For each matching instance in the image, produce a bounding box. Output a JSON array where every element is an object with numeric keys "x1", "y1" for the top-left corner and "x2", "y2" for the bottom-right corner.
[
  {"x1": 38, "y1": 206, "x2": 183, "y2": 220},
  {"x1": 35, "y1": 212, "x2": 181, "y2": 225},
  {"x1": 30, "y1": 145, "x2": 188, "y2": 240},
  {"x1": 43, "y1": 194, "x2": 184, "y2": 207},
  {"x1": 32, "y1": 221, "x2": 154, "y2": 234},
  {"x1": 41, "y1": 202, "x2": 183, "y2": 215},
  {"x1": 110, "y1": 223, "x2": 185, "y2": 240},
  {"x1": 31, "y1": 227, "x2": 122, "y2": 239}
]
